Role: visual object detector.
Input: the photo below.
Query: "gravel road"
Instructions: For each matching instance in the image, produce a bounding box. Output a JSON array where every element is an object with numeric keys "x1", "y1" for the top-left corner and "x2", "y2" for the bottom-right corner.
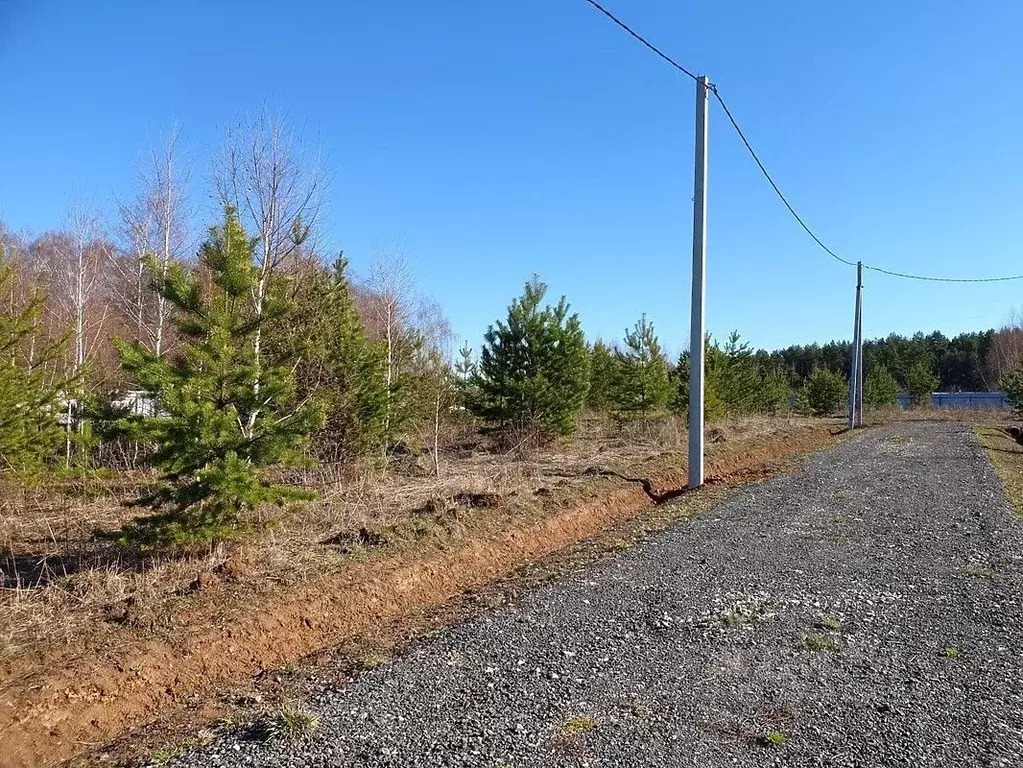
[{"x1": 175, "y1": 422, "x2": 1023, "y2": 767}]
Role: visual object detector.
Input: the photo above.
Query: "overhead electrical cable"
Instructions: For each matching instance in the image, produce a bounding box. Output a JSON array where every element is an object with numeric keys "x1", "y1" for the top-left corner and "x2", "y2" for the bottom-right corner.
[
  {"x1": 581, "y1": 0, "x2": 1023, "y2": 283},
  {"x1": 581, "y1": 0, "x2": 699, "y2": 81}
]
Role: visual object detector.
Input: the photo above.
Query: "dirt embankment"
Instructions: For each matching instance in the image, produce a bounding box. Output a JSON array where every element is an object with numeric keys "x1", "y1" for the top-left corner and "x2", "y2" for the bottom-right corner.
[{"x1": 0, "y1": 423, "x2": 838, "y2": 768}]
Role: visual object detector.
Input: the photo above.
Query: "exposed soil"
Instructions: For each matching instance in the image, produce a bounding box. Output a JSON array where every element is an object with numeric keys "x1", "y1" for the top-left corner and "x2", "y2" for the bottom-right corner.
[{"x1": 0, "y1": 421, "x2": 839, "y2": 768}]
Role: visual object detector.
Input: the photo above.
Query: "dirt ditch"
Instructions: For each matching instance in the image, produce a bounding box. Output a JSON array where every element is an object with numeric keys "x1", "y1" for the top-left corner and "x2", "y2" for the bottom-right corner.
[{"x1": 0, "y1": 423, "x2": 840, "y2": 768}]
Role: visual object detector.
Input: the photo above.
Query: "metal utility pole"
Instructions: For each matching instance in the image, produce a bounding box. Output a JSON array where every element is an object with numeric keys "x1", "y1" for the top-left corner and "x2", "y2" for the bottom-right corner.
[
  {"x1": 688, "y1": 75, "x2": 710, "y2": 489},
  {"x1": 848, "y1": 261, "x2": 863, "y2": 429}
]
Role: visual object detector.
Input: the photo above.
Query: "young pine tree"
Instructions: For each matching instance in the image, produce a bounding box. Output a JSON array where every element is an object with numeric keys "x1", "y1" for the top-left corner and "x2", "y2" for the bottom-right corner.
[
  {"x1": 470, "y1": 276, "x2": 589, "y2": 443},
  {"x1": 905, "y1": 362, "x2": 939, "y2": 406},
  {"x1": 671, "y1": 340, "x2": 727, "y2": 421},
  {"x1": 0, "y1": 246, "x2": 66, "y2": 478},
  {"x1": 798, "y1": 367, "x2": 847, "y2": 416},
  {"x1": 864, "y1": 365, "x2": 899, "y2": 406},
  {"x1": 586, "y1": 339, "x2": 617, "y2": 412},
  {"x1": 715, "y1": 331, "x2": 760, "y2": 413},
  {"x1": 1002, "y1": 360, "x2": 1023, "y2": 414},
  {"x1": 609, "y1": 315, "x2": 672, "y2": 420},
  {"x1": 267, "y1": 257, "x2": 388, "y2": 462},
  {"x1": 758, "y1": 366, "x2": 792, "y2": 413},
  {"x1": 452, "y1": 341, "x2": 478, "y2": 410},
  {"x1": 454, "y1": 342, "x2": 475, "y2": 379},
  {"x1": 103, "y1": 207, "x2": 323, "y2": 550},
  {"x1": 383, "y1": 326, "x2": 435, "y2": 447}
]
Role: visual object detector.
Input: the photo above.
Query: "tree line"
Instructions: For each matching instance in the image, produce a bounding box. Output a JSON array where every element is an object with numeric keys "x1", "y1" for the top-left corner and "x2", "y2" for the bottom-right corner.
[
  {"x1": 2, "y1": 113, "x2": 1021, "y2": 550},
  {"x1": 764, "y1": 329, "x2": 999, "y2": 394}
]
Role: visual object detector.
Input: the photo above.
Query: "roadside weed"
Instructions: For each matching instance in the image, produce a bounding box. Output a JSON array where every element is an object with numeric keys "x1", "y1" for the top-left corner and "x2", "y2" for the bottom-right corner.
[
  {"x1": 360, "y1": 650, "x2": 391, "y2": 669},
  {"x1": 943, "y1": 646, "x2": 962, "y2": 658},
  {"x1": 960, "y1": 564, "x2": 999, "y2": 580},
  {"x1": 557, "y1": 713, "x2": 597, "y2": 741},
  {"x1": 816, "y1": 615, "x2": 842, "y2": 631},
  {"x1": 800, "y1": 633, "x2": 840, "y2": 652},
  {"x1": 696, "y1": 593, "x2": 776, "y2": 630},
  {"x1": 757, "y1": 730, "x2": 788, "y2": 747},
  {"x1": 263, "y1": 700, "x2": 320, "y2": 742},
  {"x1": 144, "y1": 745, "x2": 186, "y2": 767}
]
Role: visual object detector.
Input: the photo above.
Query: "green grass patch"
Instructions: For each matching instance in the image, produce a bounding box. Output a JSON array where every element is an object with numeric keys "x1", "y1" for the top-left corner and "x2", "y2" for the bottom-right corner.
[
  {"x1": 557, "y1": 713, "x2": 597, "y2": 741},
  {"x1": 800, "y1": 633, "x2": 840, "y2": 652},
  {"x1": 360, "y1": 650, "x2": 391, "y2": 669},
  {"x1": 757, "y1": 730, "x2": 788, "y2": 747},
  {"x1": 815, "y1": 615, "x2": 842, "y2": 631},
  {"x1": 959, "y1": 563, "x2": 1000, "y2": 581},
  {"x1": 262, "y1": 700, "x2": 320, "y2": 742},
  {"x1": 145, "y1": 745, "x2": 187, "y2": 767}
]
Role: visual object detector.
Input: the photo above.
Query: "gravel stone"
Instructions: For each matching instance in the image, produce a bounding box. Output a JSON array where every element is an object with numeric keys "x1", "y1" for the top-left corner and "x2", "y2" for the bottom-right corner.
[{"x1": 171, "y1": 422, "x2": 1023, "y2": 767}]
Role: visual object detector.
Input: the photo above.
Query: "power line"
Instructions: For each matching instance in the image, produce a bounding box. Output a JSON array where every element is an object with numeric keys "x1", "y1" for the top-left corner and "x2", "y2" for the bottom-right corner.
[
  {"x1": 580, "y1": 0, "x2": 699, "y2": 82},
  {"x1": 580, "y1": 0, "x2": 1023, "y2": 284},
  {"x1": 863, "y1": 264, "x2": 1023, "y2": 283},
  {"x1": 709, "y1": 88, "x2": 858, "y2": 269},
  {"x1": 712, "y1": 87, "x2": 1023, "y2": 283}
]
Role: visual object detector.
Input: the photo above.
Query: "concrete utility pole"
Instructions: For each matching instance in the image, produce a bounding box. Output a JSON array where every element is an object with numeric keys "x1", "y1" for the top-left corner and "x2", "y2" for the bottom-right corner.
[
  {"x1": 848, "y1": 261, "x2": 863, "y2": 429},
  {"x1": 688, "y1": 75, "x2": 710, "y2": 489},
  {"x1": 856, "y1": 269, "x2": 864, "y2": 426}
]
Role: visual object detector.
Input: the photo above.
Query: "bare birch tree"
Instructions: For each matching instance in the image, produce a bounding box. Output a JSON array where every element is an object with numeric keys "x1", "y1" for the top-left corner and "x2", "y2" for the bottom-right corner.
[
  {"x1": 359, "y1": 253, "x2": 456, "y2": 454},
  {"x1": 417, "y1": 295, "x2": 455, "y2": 474},
  {"x1": 363, "y1": 253, "x2": 416, "y2": 441},
  {"x1": 46, "y1": 199, "x2": 110, "y2": 462},
  {"x1": 213, "y1": 108, "x2": 326, "y2": 440},
  {"x1": 986, "y1": 309, "x2": 1023, "y2": 387},
  {"x1": 114, "y1": 125, "x2": 191, "y2": 358}
]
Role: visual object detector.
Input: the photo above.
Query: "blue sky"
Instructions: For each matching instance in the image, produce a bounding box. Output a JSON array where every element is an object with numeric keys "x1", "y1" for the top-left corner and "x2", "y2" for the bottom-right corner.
[{"x1": 1, "y1": 1, "x2": 1021, "y2": 356}]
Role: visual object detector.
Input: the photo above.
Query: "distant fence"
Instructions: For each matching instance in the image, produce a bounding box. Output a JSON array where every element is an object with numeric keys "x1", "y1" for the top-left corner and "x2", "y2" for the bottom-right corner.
[{"x1": 895, "y1": 392, "x2": 1010, "y2": 411}]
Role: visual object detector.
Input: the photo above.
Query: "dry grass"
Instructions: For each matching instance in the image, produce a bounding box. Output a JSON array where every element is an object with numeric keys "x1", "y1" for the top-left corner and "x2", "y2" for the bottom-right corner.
[
  {"x1": 0, "y1": 414, "x2": 818, "y2": 673},
  {"x1": 976, "y1": 424, "x2": 1023, "y2": 518},
  {"x1": 867, "y1": 406, "x2": 1009, "y2": 426}
]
